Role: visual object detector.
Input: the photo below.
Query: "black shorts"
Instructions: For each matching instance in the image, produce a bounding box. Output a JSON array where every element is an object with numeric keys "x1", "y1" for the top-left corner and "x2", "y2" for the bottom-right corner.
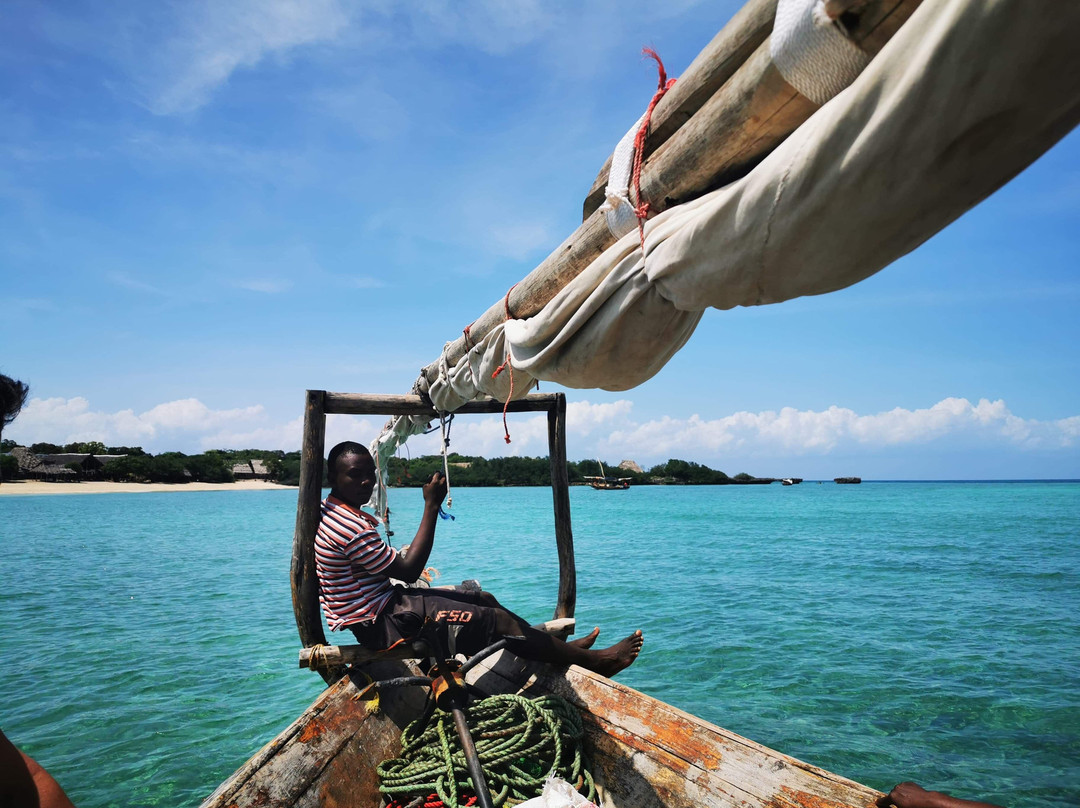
[{"x1": 349, "y1": 586, "x2": 529, "y2": 658}]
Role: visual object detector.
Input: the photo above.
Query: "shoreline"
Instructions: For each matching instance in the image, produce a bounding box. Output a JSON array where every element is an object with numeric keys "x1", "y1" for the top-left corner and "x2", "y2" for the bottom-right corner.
[{"x1": 0, "y1": 480, "x2": 296, "y2": 496}]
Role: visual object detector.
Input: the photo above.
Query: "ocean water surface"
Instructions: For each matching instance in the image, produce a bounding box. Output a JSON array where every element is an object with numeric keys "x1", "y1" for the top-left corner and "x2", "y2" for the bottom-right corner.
[{"x1": 1, "y1": 482, "x2": 1077, "y2": 807}]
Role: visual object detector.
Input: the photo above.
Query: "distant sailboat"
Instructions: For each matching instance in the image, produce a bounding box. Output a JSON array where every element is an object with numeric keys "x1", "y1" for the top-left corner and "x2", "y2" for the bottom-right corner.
[{"x1": 583, "y1": 458, "x2": 632, "y2": 490}]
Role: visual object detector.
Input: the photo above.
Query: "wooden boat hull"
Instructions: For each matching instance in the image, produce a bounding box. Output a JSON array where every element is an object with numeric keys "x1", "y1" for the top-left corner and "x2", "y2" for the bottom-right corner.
[{"x1": 203, "y1": 651, "x2": 882, "y2": 808}]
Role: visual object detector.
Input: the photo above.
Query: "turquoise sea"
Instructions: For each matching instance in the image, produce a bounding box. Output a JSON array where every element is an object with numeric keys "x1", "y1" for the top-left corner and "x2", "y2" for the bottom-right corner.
[{"x1": 1, "y1": 482, "x2": 1077, "y2": 807}]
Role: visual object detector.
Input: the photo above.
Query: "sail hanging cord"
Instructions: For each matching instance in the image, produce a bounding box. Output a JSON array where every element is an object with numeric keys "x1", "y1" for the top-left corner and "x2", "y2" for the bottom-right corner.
[
  {"x1": 490, "y1": 285, "x2": 519, "y2": 444},
  {"x1": 438, "y1": 412, "x2": 455, "y2": 519},
  {"x1": 631, "y1": 48, "x2": 677, "y2": 250},
  {"x1": 373, "y1": 448, "x2": 395, "y2": 539}
]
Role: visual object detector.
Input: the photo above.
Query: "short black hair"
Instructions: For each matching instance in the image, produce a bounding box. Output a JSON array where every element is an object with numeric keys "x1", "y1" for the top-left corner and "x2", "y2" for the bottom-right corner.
[{"x1": 326, "y1": 441, "x2": 373, "y2": 485}]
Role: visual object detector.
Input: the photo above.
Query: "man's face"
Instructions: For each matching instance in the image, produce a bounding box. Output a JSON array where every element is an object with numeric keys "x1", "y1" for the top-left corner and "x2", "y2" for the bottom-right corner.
[{"x1": 331, "y1": 452, "x2": 376, "y2": 509}]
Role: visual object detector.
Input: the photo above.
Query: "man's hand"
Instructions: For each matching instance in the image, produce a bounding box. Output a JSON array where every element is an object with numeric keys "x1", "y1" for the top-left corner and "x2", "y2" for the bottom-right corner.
[
  {"x1": 877, "y1": 782, "x2": 1004, "y2": 808},
  {"x1": 423, "y1": 471, "x2": 448, "y2": 508},
  {"x1": 879, "y1": 783, "x2": 940, "y2": 808},
  {"x1": 386, "y1": 471, "x2": 447, "y2": 583}
]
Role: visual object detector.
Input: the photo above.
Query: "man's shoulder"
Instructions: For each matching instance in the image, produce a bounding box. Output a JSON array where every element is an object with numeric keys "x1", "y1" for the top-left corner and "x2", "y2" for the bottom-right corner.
[{"x1": 321, "y1": 497, "x2": 379, "y2": 533}]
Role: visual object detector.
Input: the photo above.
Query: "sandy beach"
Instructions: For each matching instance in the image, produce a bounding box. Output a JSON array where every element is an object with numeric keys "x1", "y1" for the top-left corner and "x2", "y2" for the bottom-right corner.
[{"x1": 0, "y1": 479, "x2": 295, "y2": 496}]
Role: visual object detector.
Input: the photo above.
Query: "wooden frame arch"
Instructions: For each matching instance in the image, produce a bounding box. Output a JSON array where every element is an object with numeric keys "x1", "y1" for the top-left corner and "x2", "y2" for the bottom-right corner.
[{"x1": 290, "y1": 391, "x2": 576, "y2": 682}]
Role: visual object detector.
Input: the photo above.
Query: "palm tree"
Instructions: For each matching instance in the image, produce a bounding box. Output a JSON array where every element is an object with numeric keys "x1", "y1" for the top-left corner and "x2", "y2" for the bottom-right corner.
[
  {"x1": 1, "y1": 374, "x2": 29, "y2": 435},
  {"x1": 0, "y1": 374, "x2": 30, "y2": 483}
]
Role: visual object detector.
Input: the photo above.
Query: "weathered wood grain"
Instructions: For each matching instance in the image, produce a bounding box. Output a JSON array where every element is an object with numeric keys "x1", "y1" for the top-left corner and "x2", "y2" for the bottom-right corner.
[
  {"x1": 548, "y1": 395, "x2": 576, "y2": 620},
  {"x1": 291, "y1": 390, "x2": 337, "y2": 684},
  {"x1": 467, "y1": 652, "x2": 883, "y2": 808},
  {"x1": 201, "y1": 665, "x2": 427, "y2": 808},
  {"x1": 323, "y1": 391, "x2": 564, "y2": 416}
]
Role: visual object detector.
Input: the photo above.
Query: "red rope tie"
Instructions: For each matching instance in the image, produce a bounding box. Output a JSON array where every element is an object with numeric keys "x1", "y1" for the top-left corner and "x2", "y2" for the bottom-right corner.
[
  {"x1": 631, "y1": 47, "x2": 677, "y2": 250},
  {"x1": 490, "y1": 284, "x2": 519, "y2": 443}
]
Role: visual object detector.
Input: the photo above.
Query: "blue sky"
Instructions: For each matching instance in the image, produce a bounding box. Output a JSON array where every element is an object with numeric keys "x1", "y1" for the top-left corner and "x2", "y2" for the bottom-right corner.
[{"x1": 2, "y1": 0, "x2": 1078, "y2": 479}]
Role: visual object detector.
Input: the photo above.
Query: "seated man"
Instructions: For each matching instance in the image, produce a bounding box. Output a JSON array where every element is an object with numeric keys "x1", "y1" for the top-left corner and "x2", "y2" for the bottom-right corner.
[{"x1": 315, "y1": 441, "x2": 643, "y2": 677}]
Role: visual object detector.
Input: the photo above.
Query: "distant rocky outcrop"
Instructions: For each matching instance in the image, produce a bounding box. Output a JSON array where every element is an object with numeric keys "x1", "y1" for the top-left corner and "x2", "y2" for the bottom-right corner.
[{"x1": 618, "y1": 460, "x2": 644, "y2": 474}]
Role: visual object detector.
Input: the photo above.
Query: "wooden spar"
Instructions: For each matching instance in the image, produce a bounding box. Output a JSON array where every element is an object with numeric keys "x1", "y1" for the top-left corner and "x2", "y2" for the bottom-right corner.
[
  {"x1": 322, "y1": 392, "x2": 564, "y2": 416},
  {"x1": 581, "y1": 0, "x2": 778, "y2": 221},
  {"x1": 291, "y1": 392, "x2": 577, "y2": 684},
  {"x1": 415, "y1": 0, "x2": 922, "y2": 395},
  {"x1": 582, "y1": 0, "x2": 921, "y2": 219}
]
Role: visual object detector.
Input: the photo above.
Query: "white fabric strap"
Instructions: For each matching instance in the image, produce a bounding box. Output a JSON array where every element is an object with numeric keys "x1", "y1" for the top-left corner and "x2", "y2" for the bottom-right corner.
[
  {"x1": 770, "y1": 0, "x2": 871, "y2": 106},
  {"x1": 598, "y1": 111, "x2": 647, "y2": 239}
]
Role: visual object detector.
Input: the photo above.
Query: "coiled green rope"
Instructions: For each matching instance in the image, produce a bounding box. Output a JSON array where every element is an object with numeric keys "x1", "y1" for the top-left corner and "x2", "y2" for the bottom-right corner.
[{"x1": 377, "y1": 693, "x2": 595, "y2": 808}]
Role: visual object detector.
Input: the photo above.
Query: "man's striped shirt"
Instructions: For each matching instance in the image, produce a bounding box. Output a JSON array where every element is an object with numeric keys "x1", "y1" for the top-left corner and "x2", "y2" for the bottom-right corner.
[{"x1": 315, "y1": 496, "x2": 398, "y2": 630}]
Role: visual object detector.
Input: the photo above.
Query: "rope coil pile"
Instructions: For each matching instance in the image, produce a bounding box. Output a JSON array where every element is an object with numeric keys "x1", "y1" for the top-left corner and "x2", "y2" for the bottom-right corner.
[{"x1": 378, "y1": 694, "x2": 595, "y2": 808}]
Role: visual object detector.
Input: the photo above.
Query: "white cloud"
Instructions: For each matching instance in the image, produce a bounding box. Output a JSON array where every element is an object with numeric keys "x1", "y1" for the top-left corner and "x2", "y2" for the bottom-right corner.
[
  {"x1": 567, "y1": 400, "x2": 635, "y2": 433},
  {"x1": 147, "y1": 0, "x2": 351, "y2": 115},
  {"x1": 9, "y1": 397, "x2": 273, "y2": 452},
  {"x1": 197, "y1": 416, "x2": 306, "y2": 452},
  {"x1": 313, "y1": 82, "x2": 410, "y2": 141},
  {"x1": 399, "y1": 0, "x2": 556, "y2": 57},
  {"x1": 602, "y1": 398, "x2": 1080, "y2": 459},
  {"x1": 233, "y1": 278, "x2": 294, "y2": 294},
  {"x1": 106, "y1": 271, "x2": 169, "y2": 296}
]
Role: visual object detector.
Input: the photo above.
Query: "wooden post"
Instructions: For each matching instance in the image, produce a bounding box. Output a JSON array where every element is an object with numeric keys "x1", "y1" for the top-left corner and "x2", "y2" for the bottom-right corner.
[
  {"x1": 291, "y1": 390, "x2": 341, "y2": 684},
  {"x1": 548, "y1": 394, "x2": 576, "y2": 620}
]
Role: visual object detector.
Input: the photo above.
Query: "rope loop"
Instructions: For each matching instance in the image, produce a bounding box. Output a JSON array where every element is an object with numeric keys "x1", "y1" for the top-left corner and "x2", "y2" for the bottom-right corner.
[
  {"x1": 491, "y1": 284, "x2": 520, "y2": 444},
  {"x1": 439, "y1": 412, "x2": 455, "y2": 512},
  {"x1": 377, "y1": 693, "x2": 595, "y2": 808},
  {"x1": 631, "y1": 47, "x2": 677, "y2": 250}
]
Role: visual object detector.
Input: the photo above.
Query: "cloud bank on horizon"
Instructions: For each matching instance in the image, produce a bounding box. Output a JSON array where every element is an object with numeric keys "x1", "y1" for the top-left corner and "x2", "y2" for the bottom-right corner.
[{"x1": 8, "y1": 395, "x2": 1078, "y2": 480}]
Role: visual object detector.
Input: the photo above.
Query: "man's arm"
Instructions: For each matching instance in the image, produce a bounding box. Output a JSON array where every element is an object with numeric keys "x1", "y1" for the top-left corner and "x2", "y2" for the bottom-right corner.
[
  {"x1": 1, "y1": 728, "x2": 77, "y2": 808},
  {"x1": 383, "y1": 472, "x2": 447, "y2": 583},
  {"x1": 878, "y1": 782, "x2": 1004, "y2": 808}
]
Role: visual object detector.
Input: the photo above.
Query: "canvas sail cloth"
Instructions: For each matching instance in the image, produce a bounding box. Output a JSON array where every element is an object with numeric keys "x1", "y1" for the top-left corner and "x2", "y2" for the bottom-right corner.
[{"x1": 370, "y1": 0, "x2": 1080, "y2": 504}]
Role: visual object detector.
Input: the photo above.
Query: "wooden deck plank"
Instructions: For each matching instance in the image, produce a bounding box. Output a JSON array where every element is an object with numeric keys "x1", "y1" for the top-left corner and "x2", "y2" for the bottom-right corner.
[{"x1": 201, "y1": 664, "x2": 424, "y2": 808}]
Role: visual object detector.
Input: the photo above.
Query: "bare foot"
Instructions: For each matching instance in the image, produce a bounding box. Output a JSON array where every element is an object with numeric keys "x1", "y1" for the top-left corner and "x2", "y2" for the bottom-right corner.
[
  {"x1": 589, "y1": 630, "x2": 643, "y2": 677},
  {"x1": 569, "y1": 627, "x2": 600, "y2": 649}
]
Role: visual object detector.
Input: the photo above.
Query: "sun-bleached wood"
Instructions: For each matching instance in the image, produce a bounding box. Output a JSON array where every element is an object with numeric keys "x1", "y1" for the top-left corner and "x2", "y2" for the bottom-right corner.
[
  {"x1": 323, "y1": 392, "x2": 563, "y2": 416},
  {"x1": 291, "y1": 390, "x2": 340, "y2": 684}
]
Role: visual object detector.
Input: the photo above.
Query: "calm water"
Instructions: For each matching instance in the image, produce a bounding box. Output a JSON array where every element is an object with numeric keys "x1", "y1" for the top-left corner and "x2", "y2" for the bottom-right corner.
[{"x1": 1, "y1": 482, "x2": 1077, "y2": 807}]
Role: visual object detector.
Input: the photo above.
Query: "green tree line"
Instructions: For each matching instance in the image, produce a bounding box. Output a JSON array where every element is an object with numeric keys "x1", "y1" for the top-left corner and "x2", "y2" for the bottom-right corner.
[
  {"x1": 279, "y1": 453, "x2": 769, "y2": 487},
  {"x1": 3, "y1": 440, "x2": 770, "y2": 487}
]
